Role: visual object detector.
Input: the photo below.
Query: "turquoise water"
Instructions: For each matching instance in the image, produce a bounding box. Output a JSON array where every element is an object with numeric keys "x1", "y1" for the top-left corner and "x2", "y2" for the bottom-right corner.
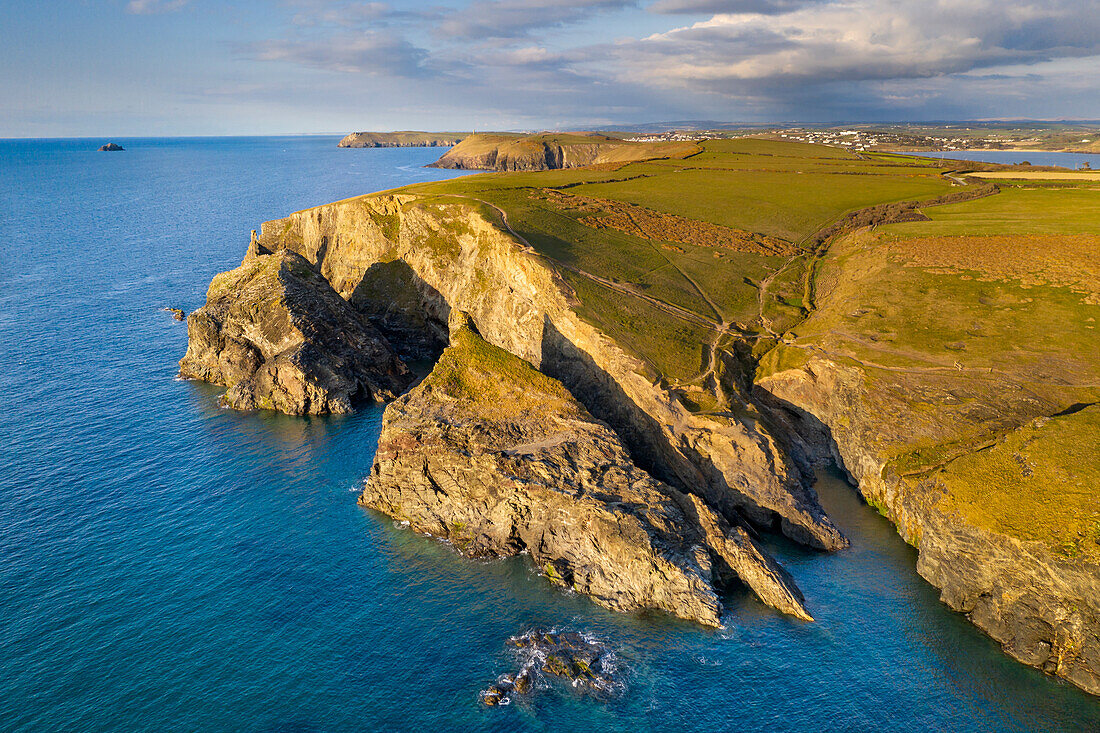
[
  {"x1": 908, "y1": 149, "x2": 1100, "y2": 169},
  {"x1": 2, "y1": 137, "x2": 1099, "y2": 732}
]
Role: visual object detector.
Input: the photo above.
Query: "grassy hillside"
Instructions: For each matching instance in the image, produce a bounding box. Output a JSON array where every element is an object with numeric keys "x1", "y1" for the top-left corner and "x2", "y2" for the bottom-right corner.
[
  {"x1": 757, "y1": 172, "x2": 1100, "y2": 558},
  {"x1": 319, "y1": 135, "x2": 1100, "y2": 562},
  {"x1": 388, "y1": 139, "x2": 962, "y2": 384}
]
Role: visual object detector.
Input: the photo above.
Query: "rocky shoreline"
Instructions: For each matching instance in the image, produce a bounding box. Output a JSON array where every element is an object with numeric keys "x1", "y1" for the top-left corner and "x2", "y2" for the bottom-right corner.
[
  {"x1": 181, "y1": 192, "x2": 835, "y2": 627},
  {"x1": 361, "y1": 311, "x2": 811, "y2": 625},
  {"x1": 179, "y1": 186, "x2": 1098, "y2": 696},
  {"x1": 756, "y1": 357, "x2": 1100, "y2": 696}
]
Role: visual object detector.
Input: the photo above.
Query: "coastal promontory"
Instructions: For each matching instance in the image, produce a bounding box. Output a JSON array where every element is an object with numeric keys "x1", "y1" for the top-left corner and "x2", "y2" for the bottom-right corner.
[
  {"x1": 361, "y1": 312, "x2": 812, "y2": 625},
  {"x1": 338, "y1": 131, "x2": 466, "y2": 148},
  {"x1": 428, "y1": 132, "x2": 699, "y2": 171},
  {"x1": 179, "y1": 137, "x2": 1100, "y2": 695}
]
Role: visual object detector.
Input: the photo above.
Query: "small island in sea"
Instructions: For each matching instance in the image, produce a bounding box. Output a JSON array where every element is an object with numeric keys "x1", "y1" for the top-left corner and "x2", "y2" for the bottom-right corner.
[{"x1": 97, "y1": 142, "x2": 124, "y2": 151}]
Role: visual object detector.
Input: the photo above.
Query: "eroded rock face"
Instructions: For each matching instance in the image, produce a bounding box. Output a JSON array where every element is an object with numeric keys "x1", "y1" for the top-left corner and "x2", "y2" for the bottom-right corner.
[
  {"x1": 259, "y1": 195, "x2": 846, "y2": 552},
  {"x1": 179, "y1": 249, "x2": 411, "y2": 414},
  {"x1": 360, "y1": 316, "x2": 811, "y2": 626},
  {"x1": 337, "y1": 132, "x2": 464, "y2": 148},
  {"x1": 756, "y1": 357, "x2": 1100, "y2": 696}
]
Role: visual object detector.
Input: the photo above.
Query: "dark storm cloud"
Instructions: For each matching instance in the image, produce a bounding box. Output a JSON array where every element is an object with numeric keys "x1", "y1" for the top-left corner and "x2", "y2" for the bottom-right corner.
[{"x1": 605, "y1": 0, "x2": 1100, "y2": 88}]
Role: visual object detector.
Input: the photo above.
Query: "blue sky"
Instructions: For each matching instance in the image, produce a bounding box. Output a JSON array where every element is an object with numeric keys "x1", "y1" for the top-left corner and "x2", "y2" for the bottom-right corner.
[{"x1": 3, "y1": 0, "x2": 1100, "y2": 137}]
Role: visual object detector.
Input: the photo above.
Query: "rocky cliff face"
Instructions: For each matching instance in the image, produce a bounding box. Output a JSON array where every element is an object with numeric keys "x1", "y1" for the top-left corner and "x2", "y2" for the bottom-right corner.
[
  {"x1": 428, "y1": 133, "x2": 696, "y2": 171},
  {"x1": 361, "y1": 313, "x2": 811, "y2": 625},
  {"x1": 255, "y1": 194, "x2": 845, "y2": 552},
  {"x1": 338, "y1": 132, "x2": 465, "y2": 148},
  {"x1": 757, "y1": 357, "x2": 1100, "y2": 695},
  {"x1": 179, "y1": 248, "x2": 412, "y2": 414}
]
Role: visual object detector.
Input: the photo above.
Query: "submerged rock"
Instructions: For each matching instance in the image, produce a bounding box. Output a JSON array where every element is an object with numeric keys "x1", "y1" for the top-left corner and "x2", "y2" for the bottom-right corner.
[
  {"x1": 179, "y1": 249, "x2": 411, "y2": 414},
  {"x1": 481, "y1": 631, "x2": 618, "y2": 706},
  {"x1": 360, "y1": 313, "x2": 811, "y2": 625}
]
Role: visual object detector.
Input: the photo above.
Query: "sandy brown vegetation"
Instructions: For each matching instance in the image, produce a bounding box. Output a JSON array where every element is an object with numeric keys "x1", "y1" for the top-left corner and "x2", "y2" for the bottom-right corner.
[
  {"x1": 886, "y1": 234, "x2": 1100, "y2": 304},
  {"x1": 534, "y1": 188, "x2": 794, "y2": 256}
]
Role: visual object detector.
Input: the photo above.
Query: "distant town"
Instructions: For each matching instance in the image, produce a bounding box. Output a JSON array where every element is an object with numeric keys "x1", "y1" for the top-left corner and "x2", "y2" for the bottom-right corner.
[{"x1": 622, "y1": 123, "x2": 1100, "y2": 154}]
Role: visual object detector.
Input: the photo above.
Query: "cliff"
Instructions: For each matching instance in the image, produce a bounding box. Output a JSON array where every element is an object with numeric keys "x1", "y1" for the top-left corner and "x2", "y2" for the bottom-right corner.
[
  {"x1": 428, "y1": 132, "x2": 700, "y2": 171},
  {"x1": 757, "y1": 359, "x2": 1100, "y2": 695},
  {"x1": 181, "y1": 137, "x2": 1100, "y2": 694},
  {"x1": 338, "y1": 131, "x2": 466, "y2": 148},
  {"x1": 752, "y1": 216, "x2": 1100, "y2": 694},
  {"x1": 253, "y1": 193, "x2": 845, "y2": 553},
  {"x1": 361, "y1": 312, "x2": 811, "y2": 625},
  {"x1": 179, "y1": 248, "x2": 411, "y2": 414}
]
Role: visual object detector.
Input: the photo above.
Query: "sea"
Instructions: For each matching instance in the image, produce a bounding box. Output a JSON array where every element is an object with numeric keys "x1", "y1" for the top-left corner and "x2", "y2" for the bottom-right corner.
[
  {"x1": 907, "y1": 149, "x2": 1100, "y2": 169},
  {"x1": 2, "y1": 136, "x2": 1098, "y2": 732}
]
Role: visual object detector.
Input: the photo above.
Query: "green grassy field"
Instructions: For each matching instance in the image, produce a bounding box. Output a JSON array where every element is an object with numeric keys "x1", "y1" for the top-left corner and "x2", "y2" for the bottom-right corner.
[
  {"x1": 392, "y1": 139, "x2": 962, "y2": 382},
  {"x1": 371, "y1": 138, "x2": 1100, "y2": 560},
  {"x1": 881, "y1": 186, "x2": 1100, "y2": 237},
  {"x1": 757, "y1": 175, "x2": 1100, "y2": 558}
]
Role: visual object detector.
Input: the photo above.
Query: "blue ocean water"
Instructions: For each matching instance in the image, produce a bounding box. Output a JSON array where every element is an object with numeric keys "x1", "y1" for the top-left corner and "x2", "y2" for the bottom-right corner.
[
  {"x1": 1, "y1": 136, "x2": 1098, "y2": 732},
  {"x1": 908, "y1": 149, "x2": 1100, "y2": 169}
]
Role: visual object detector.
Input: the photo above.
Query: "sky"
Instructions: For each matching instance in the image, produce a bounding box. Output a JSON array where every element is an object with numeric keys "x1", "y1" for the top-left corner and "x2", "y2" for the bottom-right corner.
[{"x1": 3, "y1": 0, "x2": 1100, "y2": 137}]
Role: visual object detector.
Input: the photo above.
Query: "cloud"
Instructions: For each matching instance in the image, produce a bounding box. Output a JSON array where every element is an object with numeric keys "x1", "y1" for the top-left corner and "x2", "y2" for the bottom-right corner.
[
  {"x1": 246, "y1": 32, "x2": 434, "y2": 77},
  {"x1": 290, "y1": 2, "x2": 441, "y2": 28},
  {"x1": 604, "y1": 0, "x2": 1100, "y2": 91},
  {"x1": 126, "y1": 0, "x2": 188, "y2": 13},
  {"x1": 438, "y1": 0, "x2": 638, "y2": 40},
  {"x1": 647, "y1": 0, "x2": 820, "y2": 15},
  {"x1": 240, "y1": 0, "x2": 1100, "y2": 123}
]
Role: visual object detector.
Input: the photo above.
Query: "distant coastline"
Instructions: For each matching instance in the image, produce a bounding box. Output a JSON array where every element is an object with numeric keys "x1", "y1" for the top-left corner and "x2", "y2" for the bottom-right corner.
[{"x1": 338, "y1": 131, "x2": 467, "y2": 148}]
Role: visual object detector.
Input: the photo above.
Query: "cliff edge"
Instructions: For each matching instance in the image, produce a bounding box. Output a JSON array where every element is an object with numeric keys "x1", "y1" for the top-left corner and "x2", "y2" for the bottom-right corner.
[
  {"x1": 179, "y1": 248, "x2": 412, "y2": 414},
  {"x1": 338, "y1": 131, "x2": 466, "y2": 148},
  {"x1": 362, "y1": 312, "x2": 811, "y2": 625},
  {"x1": 428, "y1": 132, "x2": 699, "y2": 171}
]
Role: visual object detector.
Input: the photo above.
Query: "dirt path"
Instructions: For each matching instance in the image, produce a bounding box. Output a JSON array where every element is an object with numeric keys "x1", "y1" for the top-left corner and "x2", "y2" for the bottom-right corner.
[{"x1": 619, "y1": 207, "x2": 725, "y2": 323}]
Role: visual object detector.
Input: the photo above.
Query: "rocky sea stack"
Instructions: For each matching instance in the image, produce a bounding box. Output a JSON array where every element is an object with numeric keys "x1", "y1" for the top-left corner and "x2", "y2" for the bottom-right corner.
[{"x1": 97, "y1": 143, "x2": 124, "y2": 151}]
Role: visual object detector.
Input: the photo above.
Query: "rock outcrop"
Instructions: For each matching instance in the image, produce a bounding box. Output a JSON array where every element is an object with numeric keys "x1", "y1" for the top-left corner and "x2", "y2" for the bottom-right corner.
[
  {"x1": 360, "y1": 315, "x2": 811, "y2": 625},
  {"x1": 179, "y1": 248, "x2": 411, "y2": 414},
  {"x1": 98, "y1": 143, "x2": 124, "y2": 151},
  {"x1": 428, "y1": 133, "x2": 698, "y2": 171},
  {"x1": 254, "y1": 195, "x2": 845, "y2": 552},
  {"x1": 481, "y1": 631, "x2": 618, "y2": 706},
  {"x1": 757, "y1": 357, "x2": 1100, "y2": 696},
  {"x1": 338, "y1": 132, "x2": 465, "y2": 148}
]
